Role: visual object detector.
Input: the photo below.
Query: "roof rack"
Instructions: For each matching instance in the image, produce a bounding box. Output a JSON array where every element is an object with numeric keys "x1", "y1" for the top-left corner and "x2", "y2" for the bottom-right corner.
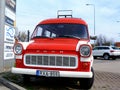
[{"x1": 57, "y1": 10, "x2": 73, "y2": 18}]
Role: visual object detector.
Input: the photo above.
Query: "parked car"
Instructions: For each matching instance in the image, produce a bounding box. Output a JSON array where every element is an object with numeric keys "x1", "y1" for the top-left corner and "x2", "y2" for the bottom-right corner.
[
  {"x1": 93, "y1": 46, "x2": 120, "y2": 60},
  {"x1": 12, "y1": 10, "x2": 94, "y2": 89}
]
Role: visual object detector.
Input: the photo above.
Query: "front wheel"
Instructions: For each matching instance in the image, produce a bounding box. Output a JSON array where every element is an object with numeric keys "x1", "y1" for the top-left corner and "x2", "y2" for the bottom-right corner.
[
  {"x1": 79, "y1": 68, "x2": 94, "y2": 89},
  {"x1": 103, "y1": 54, "x2": 109, "y2": 60}
]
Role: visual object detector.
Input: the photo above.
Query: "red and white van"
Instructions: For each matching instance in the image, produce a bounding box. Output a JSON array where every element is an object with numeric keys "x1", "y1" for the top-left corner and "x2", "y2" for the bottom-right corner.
[{"x1": 12, "y1": 10, "x2": 94, "y2": 89}]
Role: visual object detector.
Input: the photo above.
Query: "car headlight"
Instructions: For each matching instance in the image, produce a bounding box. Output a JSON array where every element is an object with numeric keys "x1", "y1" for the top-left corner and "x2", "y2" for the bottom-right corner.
[
  {"x1": 80, "y1": 45, "x2": 91, "y2": 57},
  {"x1": 14, "y1": 44, "x2": 23, "y2": 55}
]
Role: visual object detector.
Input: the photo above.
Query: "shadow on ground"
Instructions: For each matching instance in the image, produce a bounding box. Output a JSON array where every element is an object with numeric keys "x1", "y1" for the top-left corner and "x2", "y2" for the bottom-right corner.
[{"x1": 2, "y1": 72, "x2": 84, "y2": 90}]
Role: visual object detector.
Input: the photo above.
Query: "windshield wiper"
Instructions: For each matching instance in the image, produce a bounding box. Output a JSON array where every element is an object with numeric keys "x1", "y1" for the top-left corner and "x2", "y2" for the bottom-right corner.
[{"x1": 57, "y1": 35, "x2": 81, "y2": 39}]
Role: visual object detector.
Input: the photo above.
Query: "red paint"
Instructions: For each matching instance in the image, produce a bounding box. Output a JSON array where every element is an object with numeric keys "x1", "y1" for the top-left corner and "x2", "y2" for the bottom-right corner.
[
  {"x1": 39, "y1": 18, "x2": 87, "y2": 25},
  {"x1": 28, "y1": 38, "x2": 79, "y2": 51}
]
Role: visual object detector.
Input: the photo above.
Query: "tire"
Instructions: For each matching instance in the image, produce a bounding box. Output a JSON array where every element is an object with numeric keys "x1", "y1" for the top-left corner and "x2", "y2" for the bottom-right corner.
[
  {"x1": 79, "y1": 68, "x2": 94, "y2": 89},
  {"x1": 94, "y1": 56, "x2": 97, "y2": 59},
  {"x1": 112, "y1": 57, "x2": 116, "y2": 60},
  {"x1": 103, "y1": 54, "x2": 109, "y2": 60}
]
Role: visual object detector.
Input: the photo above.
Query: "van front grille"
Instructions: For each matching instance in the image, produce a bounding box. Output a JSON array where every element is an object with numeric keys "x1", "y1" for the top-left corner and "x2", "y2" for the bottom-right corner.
[{"x1": 24, "y1": 54, "x2": 77, "y2": 68}]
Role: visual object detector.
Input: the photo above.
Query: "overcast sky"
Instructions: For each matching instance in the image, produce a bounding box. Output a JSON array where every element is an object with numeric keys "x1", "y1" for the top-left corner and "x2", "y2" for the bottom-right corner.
[{"x1": 16, "y1": 0, "x2": 120, "y2": 42}]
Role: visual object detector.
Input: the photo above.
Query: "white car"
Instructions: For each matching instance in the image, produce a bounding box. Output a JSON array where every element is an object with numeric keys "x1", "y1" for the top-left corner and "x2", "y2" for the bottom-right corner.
[{"x1": 93, "y1": 46, "x2": 120, "y2": 60}]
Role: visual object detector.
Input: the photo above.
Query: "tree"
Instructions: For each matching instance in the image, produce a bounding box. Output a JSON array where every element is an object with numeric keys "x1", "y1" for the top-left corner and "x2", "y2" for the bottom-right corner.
[
  {"x1": 95, "y1": 34, "x2": 114, "y2": 46},
  {"x1": 15, "y1": 31, "x2": 27, "y2": 42},
  {"x1": 96, "y1": 34, "x2": 104, "y2": 46}
]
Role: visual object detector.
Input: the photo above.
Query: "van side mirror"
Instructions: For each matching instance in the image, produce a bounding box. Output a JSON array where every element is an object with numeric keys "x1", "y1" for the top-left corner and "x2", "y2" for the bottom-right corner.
[{"x1": 90, "y1": 35, "x2": 97, "y2": 40}]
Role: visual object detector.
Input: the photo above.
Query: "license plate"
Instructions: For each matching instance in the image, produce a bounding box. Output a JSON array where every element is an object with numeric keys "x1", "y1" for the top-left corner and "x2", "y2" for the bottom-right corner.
[{"x1": 36, "y1": 70, "x2": 60, "y2": 77}]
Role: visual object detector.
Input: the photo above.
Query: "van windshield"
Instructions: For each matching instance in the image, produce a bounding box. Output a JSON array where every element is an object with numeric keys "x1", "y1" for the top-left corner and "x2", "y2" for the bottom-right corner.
[{"x1": 31, "y1": 24, "x2": 89, "y2": 39}]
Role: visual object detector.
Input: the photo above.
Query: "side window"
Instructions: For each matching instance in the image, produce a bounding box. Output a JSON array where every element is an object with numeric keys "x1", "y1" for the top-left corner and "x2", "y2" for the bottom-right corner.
[
  {"x1": 102, "y1": 47, "x2": 105, "y2": 50},
  {"x1": 104, "y1": 47, "x2": 109, "y2": 50},
  {"x1": 93, "y1": 47, "x2": 98, "y2": 50},
  {"x1": 99, "y1": 47, "x2": 105, "y2": 50},
  {"x1": 98, "y1": 47, "x2": 101, "y2": 50}
]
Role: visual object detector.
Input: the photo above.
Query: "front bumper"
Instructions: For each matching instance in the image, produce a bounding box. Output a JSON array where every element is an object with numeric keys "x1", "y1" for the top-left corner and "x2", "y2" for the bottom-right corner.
[{"x1": 11, "y1": 67, "x2": 93, "y2": 78}]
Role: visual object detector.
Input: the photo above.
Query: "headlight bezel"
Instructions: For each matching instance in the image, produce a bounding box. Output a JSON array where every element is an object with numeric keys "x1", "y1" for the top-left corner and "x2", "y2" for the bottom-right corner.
[
  {"x1": 80, "y1": 45, "x2": 91, "y2": 58},
  {"x1": 13, "y1": 43, "x2": 23, "y2": 55}
]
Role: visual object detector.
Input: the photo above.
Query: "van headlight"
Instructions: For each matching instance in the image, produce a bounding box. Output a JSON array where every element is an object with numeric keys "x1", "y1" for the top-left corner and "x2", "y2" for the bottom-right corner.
[
  {"x1": 14, "y1": 44, "x2": 23, "y2": 55},
  {"x1": 80, "y1": 45, "x2": 91, "y2": 57}
]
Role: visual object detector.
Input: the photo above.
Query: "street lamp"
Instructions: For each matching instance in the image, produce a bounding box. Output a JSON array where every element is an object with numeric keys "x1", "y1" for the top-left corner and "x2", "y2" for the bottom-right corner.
[
  {"x1": 86, "y1": 4, "x2": 96, "y2": 36},
  {"x1": 116, "y1": 21, "x2": 120, "y2": 41}
]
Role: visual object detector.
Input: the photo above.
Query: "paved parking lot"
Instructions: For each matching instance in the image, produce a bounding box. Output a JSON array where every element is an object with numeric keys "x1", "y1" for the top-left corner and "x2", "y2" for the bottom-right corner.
[
  {"x1": 0, "y1": 59, "x2": 120, "y2": 90},
  {"x1": 91, "y1": 59, "x2": 120, "y2": 90},
  {"x1": 91, "y1": 71, "x2": 120, "y2": 90},
  {"x1": 93, "y1": 59, "x2": 120, "y2": 74}
]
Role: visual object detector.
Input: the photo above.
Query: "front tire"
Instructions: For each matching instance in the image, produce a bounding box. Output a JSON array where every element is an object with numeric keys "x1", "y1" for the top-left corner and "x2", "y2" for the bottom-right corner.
[
  {"x1": 79, "y1": 68, "x2": 94, "y2": 89},
  {"x1": 103, "y1": 54, "x2": 109, "y2": 60}
]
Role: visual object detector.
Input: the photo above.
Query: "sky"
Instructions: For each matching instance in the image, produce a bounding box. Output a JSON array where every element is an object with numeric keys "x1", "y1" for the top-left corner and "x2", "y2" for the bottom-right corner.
[{"x1": 16, "y1": 0, "x2": 120, "y2": 42}]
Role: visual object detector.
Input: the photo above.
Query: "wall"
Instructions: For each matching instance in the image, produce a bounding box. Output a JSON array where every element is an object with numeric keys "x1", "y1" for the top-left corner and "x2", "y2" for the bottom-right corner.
[
  {"x1": 0, "y1": 0, "x2": 16, "y2": 72},
  {"x1": 115, "y1": 42, "x2": 120, "y2": 48}
]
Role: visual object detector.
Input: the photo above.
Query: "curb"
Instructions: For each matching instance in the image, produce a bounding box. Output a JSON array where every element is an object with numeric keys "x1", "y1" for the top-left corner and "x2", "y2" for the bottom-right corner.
[{"x1": 0, "y1": 77, "x2": 26, "y2": 90}]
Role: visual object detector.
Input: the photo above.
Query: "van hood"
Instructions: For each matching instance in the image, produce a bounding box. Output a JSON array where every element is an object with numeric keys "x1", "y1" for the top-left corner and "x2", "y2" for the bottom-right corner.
[{"x1": 24, "y1": 38, "x2": 88, "y2": 51}]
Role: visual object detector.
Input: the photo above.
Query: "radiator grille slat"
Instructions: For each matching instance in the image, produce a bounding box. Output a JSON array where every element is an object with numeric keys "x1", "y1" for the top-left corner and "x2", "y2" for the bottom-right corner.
[
  {"x1": 37, "y1": 56, "x2": 42, "y2": 65},
  {"x1": 56, "y1": 56, "x2": 62, "y2": 66},
  {"x1": 50, "y1": 56, "x2": 55, "y2": 66},
  {"x1": 24, "y1": 54, "x2": 77, "y2": 68}
]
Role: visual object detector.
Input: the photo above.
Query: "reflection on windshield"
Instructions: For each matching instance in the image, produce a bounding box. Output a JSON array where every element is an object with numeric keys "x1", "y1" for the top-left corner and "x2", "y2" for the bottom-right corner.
[{"x1": 31, "y1": 24, "x2": 88, "y2": 39}]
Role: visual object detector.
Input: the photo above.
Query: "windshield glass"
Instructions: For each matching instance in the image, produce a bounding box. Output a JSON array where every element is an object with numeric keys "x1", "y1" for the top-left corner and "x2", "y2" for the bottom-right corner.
[{"x1": 31, "y1": 24, "x2": 89, "y2": 39}]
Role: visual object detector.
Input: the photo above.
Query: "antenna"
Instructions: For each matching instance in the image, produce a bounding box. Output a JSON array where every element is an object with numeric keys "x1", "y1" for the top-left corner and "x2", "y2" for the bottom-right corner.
[{"x1": 57, "y1": 10, "x2": 72, "y2": 18}]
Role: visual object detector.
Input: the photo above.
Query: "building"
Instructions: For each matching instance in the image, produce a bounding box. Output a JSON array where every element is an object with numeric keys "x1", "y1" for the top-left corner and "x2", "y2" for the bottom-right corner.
[
  {"x1": 115, "y1": 42, "x2": 120, "y2": 48},
  {"x1": 0, "y1": 0, "x2": 16, "y2": 72}
]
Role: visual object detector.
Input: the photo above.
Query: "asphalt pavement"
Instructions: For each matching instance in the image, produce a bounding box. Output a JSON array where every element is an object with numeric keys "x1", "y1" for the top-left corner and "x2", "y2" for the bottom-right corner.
[{"x1": 93, "y1": 59, "x2": 120, "y2": 74}]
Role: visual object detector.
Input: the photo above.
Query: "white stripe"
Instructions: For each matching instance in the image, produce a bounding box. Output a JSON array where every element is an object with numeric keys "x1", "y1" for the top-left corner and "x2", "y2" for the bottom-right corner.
[
  {"x1": 19, "y1": 40, "x2": 34, "y2": 50},
  {"x1": 76, "y1": 41, "x2": 87, "y2": 51},
  {"x1": 16, "y1": 55, "x2": 22, "y2": 59}
]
